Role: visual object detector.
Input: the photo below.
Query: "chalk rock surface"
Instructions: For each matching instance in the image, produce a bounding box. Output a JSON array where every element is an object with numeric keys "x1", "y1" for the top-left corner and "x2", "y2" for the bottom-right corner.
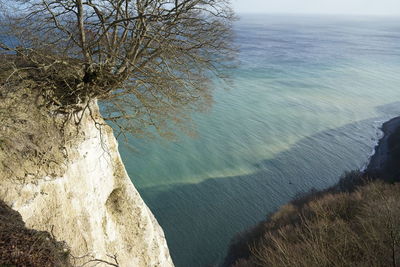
[{"x1": 0, "y1": 102, "x2": 173, "y2": 267}]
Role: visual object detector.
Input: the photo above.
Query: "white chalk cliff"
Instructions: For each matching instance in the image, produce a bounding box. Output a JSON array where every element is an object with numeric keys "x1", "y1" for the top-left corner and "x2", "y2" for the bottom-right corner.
[{"x1": 0, "y1": 102, "x2": 174, "y2": 266}]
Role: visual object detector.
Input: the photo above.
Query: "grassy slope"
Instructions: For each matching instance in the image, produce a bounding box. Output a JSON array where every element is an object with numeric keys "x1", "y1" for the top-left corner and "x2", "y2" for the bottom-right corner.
[
  {"x1": 224, "y1": 118, "x2": 400, "y2": 267},
  {"x1": 0, "y1": 200, "x2": 71, "y2": 267},
  {"x1": 225, "y1": 181, "x2": 400, "y2": 267}
]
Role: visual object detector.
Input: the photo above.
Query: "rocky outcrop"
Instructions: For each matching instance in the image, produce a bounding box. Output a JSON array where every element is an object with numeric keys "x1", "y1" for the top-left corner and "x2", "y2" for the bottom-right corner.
[
  {"x1": 0, "y1": 100, "x2": 173, "y2": 266},
  {"x1": 366, "y1": 116, "x2": 400, "y2": 181}
]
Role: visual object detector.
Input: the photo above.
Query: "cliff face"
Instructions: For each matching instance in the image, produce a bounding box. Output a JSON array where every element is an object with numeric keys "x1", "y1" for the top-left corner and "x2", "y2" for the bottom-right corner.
[
  {"x1": 0, "y1": 101, "x2": 173, "y2": 266},
  {"x1": 366, "y1": 117, "x2": 400, "y2": 180}
]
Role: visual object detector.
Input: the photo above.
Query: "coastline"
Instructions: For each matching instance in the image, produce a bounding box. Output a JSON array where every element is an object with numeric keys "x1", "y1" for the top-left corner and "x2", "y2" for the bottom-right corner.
[
  {"x1": 223, "y1": 116, "x2": 400, "y2": 266},
  {"x1": 365, "y1": 116, "x2": 400, "y2": 180}
]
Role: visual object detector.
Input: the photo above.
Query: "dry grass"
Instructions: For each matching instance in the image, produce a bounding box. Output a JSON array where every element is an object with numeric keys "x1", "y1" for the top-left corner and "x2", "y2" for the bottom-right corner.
[
  {"x1": 228, "y1": 181, "x2": 400, "y2": 267},
  {"x1": 0, "y1": 200, "x2": 71, "y2": 267}
]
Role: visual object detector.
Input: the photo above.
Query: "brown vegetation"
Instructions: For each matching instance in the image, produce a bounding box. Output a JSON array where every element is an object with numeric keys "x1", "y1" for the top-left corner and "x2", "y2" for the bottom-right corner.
[
  {"x1": 0, "y1": 0, "x2": 235, "y2": 139},
  {"x1": 0, "y1": 0, "x2": 235, "y2": 180},
  {"x1": 0, "y1": 200, "x2": 71, "y2": 267},
  {"x1": 225, "y1": 180, "x2": 400, "y2": 267}
]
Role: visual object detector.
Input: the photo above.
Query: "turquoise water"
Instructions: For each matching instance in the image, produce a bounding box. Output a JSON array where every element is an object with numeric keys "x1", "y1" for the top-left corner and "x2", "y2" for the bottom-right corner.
[{"x1": 118, "y1": 15, "x2": 400, "y2": 266}]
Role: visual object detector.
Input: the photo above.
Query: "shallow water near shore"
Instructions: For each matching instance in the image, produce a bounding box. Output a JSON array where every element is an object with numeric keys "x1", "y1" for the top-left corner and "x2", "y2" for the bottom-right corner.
[{"x1": 118, "y1": 14, "x2": 400, "y2": 266}]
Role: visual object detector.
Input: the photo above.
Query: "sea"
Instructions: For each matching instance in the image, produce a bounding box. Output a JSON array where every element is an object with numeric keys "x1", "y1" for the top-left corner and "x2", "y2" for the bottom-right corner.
[{"x1": 117, "y1": 14, "x2": 400, "y2": 267}]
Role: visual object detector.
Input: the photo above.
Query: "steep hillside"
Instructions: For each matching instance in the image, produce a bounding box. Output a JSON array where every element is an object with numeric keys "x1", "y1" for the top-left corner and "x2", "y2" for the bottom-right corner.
[
  {"x1": 224, "y1": 117, "x2": 400, "y2": 267},
  {"x1": 0, "y1": 85, "x2": 174, "y2": 266},
  {"x1": 0, "y1": 200, "x2": 70, "y2": 266},
  {"x1": 225, "y1": 180, "x2": 400, "y2": 267}
]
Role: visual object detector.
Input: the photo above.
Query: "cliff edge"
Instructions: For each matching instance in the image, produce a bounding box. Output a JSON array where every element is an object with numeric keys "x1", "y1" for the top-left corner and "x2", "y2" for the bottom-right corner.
[
  {"x1": 0, "y1": 89, "x2": 173, "y2": 266},
  {"x1": 222, "y1": 116, "x2": 400, "y2": 267}
]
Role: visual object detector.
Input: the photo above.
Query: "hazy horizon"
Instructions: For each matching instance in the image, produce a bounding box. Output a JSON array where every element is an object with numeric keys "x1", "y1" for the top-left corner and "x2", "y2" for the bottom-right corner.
[
  {"x1": 235, "y1": 12, "x2": 400, "y2": 17},
  {"x1": 233, "y1": 0, "x2": 400, "y2": 16}
]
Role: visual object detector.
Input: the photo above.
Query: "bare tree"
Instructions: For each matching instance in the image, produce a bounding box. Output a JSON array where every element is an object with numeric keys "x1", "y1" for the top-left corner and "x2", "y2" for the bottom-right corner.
[{"x1": 0, "y1": 0, "x2": 235, "y2": 138}]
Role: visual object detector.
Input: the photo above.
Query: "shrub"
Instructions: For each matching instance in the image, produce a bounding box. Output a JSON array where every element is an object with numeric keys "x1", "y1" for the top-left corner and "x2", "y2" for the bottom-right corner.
[
  {"x1": 0, "y1": 200, "x2": 71, "y2": 267},
  {"x1": 227, "y1": 181, "x2": 400, "y2": 267}
]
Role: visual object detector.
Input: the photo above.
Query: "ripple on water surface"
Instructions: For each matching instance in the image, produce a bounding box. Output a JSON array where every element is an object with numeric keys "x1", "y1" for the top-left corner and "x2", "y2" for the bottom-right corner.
[{"x1": 118, "y1": 15, "x2": 400, "y2": 267}]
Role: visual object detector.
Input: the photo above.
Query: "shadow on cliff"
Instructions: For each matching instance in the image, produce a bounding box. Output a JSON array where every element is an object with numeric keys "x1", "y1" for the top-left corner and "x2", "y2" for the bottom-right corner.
[{"x1": 140, "y1": 102, "x2": 400, "y2": 267}]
